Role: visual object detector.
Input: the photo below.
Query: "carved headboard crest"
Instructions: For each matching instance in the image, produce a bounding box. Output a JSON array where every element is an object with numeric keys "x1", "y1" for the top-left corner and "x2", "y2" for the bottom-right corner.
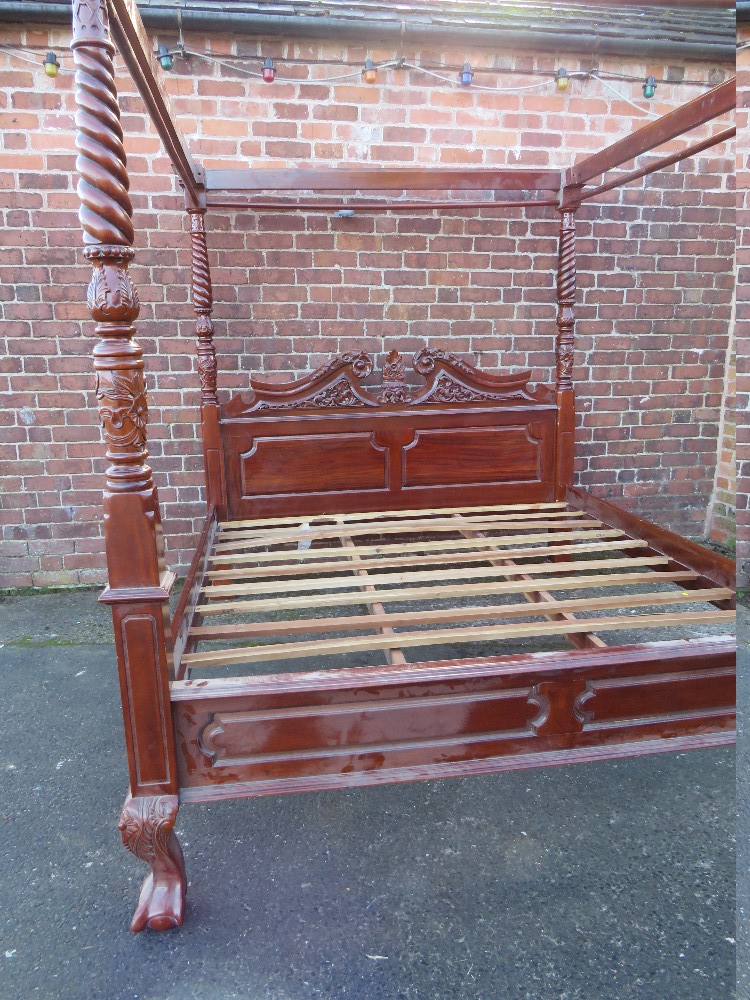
[{"x1": 230, "y1": 348, "x2": 542, "y2": 414}]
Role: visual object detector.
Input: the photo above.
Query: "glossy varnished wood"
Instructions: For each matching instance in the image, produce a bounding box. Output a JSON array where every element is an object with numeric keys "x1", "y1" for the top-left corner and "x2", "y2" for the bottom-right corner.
[{"x1": 69, "y1": 3, "x2": 737, "y2": 932}]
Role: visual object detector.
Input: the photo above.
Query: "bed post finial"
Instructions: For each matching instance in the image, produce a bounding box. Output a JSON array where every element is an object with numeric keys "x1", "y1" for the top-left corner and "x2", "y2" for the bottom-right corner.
[
  {"x1": 71, "y1": 0, "x2": 185, "y2": 932},
  {"x1": 188, "y1": 207, "x2": 227, "y2": 516},
  {"x1": 554, "y1": 207, "x2": 577, "y2": 498}
]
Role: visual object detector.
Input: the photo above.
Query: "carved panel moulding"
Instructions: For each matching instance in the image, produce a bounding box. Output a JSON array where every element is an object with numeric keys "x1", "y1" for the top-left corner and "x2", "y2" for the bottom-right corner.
[{"x1": 226, "y1": 348, "x2": 546, "y2": 416}]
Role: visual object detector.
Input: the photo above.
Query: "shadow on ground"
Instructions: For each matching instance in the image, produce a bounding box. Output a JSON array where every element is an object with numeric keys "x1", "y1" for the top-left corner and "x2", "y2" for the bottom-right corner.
[{"x1": 0, "y1": 592, "x2": 737, "y2": 1000}]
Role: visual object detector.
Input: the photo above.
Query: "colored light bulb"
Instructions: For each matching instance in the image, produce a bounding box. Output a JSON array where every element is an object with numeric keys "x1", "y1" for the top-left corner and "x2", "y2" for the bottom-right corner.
[
  {"x1": 363, "y1": 59, "x2": 377, "y2": 84},
  {"x1": 43, "y1": 52, "x2": 59, "y2": 77},
  {"x1": 643, "y1": 75, "x2": 656, "y2": 99},
  {"x1": 262, "y1": 57, "x2": 275, "y2": 83},
  {"x1": 157, "y1": 45, "x2": 173, "y2": 71},
  {"x1": 460, "y1": 62, "x2": 473, "y2": 87},
  {"x1": 556, "y1": 68, "x2": 569, "y2": 92}
]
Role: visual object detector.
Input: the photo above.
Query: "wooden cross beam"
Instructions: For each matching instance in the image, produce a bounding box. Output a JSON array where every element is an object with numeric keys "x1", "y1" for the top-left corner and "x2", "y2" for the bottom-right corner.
[{"x1": 107, "y1": 0, "x2": 204, "y2": 207}]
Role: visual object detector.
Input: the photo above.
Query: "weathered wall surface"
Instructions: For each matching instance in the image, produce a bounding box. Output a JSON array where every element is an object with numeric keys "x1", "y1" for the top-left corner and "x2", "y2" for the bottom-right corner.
[{"x1": 0, "y1": 21, "x2": 735, "y2": 585}]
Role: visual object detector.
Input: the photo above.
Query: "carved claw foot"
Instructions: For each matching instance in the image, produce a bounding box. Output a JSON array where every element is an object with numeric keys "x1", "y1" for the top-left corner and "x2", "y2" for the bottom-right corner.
[{"x1": 118, "y1": 794, "x2": 186, "y2": 932}]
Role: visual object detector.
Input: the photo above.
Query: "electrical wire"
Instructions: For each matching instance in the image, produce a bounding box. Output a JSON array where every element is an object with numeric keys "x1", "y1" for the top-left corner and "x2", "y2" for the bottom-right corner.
[
  {"x1": 591, "y1": 72, "x2": 661, "y2": 119},
  {"x1": 399, "y1": 61, "x2": 555, "y2": 93},
  {"x1": 0, "y1": 44, "x2": 66, "y2": 71}
]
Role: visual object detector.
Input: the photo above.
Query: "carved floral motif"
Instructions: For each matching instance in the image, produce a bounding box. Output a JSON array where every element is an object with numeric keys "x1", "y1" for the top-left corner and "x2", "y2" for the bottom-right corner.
[
  {"x1": 382, "y1": 349, "x2": 406, "y2": 384},
  {"x1": 95, "y1": 369, "x2": 148, "y2": 448}
]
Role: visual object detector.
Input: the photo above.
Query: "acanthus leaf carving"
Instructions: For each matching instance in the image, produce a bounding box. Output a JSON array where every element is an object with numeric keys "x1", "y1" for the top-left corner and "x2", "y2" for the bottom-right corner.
[{"x1": 86, "y1": 258, "x2": 140, "y2": 324}]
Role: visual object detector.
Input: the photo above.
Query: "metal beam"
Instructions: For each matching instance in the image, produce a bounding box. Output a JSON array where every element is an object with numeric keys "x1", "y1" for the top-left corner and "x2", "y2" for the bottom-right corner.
[
  {"x1": 567, "y1": 78, "x2": 735, "y2": 188},
  {"x1": 204, "y1": 168, "x2": 562, "y2": 194},
  {"x1": 107, "y1": 0, "x2": 204, "y2": 207}
]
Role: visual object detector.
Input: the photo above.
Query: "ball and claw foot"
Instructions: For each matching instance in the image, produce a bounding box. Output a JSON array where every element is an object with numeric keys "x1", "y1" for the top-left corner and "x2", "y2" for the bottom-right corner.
[{"x1": 118, "y1": 794, "x2": 187, "y2": 932}]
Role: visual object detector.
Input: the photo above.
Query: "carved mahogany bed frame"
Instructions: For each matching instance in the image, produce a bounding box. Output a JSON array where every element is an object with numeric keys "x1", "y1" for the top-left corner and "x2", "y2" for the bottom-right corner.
[{"x1": 68, "y1": 0, "x2": 736, "y2": 932}]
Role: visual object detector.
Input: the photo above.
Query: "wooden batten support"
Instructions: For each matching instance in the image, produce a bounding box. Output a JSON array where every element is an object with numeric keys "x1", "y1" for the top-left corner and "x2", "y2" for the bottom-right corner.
[
  {"x1": 71, "y1": 0, "x2": 180, "y2": 804},
  {"x1": 188, "y1": 209, "x2": 227, "y2": 517},
  {"x1": 554, "y1": 207, "x2": 577, "y2": 499}
]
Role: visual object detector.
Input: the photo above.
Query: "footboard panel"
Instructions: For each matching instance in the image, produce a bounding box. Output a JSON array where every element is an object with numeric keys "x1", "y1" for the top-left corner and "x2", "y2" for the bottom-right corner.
[{"x1": 171, "y1": 638, "x2": 735, "y2": 802}]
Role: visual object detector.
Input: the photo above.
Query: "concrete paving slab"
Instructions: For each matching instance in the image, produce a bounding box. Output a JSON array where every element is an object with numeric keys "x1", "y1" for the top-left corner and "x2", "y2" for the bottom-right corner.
[{"x1": 0, "y1": 592, "x2": 736, "y2": 1000}]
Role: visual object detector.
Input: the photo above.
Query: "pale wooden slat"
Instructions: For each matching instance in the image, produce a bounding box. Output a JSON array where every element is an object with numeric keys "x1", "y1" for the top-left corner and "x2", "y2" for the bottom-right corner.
[
  {"x1": 213, "y1": 521, "x2": 608, "y2": 557},
  {"x1": 196, "y1": 569, "x2": 699, "y2": 616},
  {"x1": 214, "y1": 510, "x2": 592, "y2": 550},
  {"x1": 219, "y1": 500, "x2": 569, "y2": 532},
  {"x1": 189, "y1": 588, "x2": 735, "y2": 642},
  {"x1": 455, "y1": 517, "x2": 607, "y2": 650},
  {"x1": 209, "y1": 528, "x2": 627, "y2": 567},
  {"x1": 205, "y1": 538, "x2": 648, "y2": 581},
  {"x1": 182, "y1": 609, "x2": 736, "y2": 668},
  {"x1": 202, "y1": 555, "x2": 670, "y2": 600}
]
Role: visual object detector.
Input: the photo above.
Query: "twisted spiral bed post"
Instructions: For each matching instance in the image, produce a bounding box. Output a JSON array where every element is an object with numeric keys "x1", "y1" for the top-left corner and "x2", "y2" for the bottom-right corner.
[
  {"x1": 554, "y1": 208, "x2": 578, "y2": 498},
  {"x1": 71, "y1": 0, "x2": 185, "y2": 932},
  {"x1": 187, "y1": 207, "x2": 227, "y2": 514}
]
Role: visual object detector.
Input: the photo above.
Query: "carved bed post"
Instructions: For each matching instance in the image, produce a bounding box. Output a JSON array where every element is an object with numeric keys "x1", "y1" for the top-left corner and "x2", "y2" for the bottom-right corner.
[
  {"x1": 188, "y1": 207, "x2": 227, "y2": 517},
  {"x1": 554, "y1": 206, "x2": 578, "y2": 499},
  {"x1": 71, "y1": 0, "x2": 185, "y2": 931}
]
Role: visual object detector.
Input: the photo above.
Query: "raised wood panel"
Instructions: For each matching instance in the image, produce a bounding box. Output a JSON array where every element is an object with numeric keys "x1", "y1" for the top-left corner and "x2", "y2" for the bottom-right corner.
[
  {"x1": 200, "y1": 687, "x2": 536, "y2": 772},
  {"x1": 173, "y1": 639, "x2": 735, "y2": 795},
  {"x1": 403, "y1": 425, "x2": 543, "y2": 488},
  {"x1": 240, "y1": 432, "x2": 387, "y2": 498}
]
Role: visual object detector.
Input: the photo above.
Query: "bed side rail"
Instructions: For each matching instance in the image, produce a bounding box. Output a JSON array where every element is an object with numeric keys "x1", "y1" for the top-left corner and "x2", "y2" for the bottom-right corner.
[
  {"x1": 171, "y1": 507, "x2": 218, "y2": 676},
  {"x1": 565, "y1": 486, "x2": 735, "y2": 598}
]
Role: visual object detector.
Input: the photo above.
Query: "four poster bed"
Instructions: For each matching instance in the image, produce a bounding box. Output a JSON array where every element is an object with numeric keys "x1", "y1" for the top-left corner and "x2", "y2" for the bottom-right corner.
[{"x1": 69, "y1": 0, "x2": 736, "y2": 932}]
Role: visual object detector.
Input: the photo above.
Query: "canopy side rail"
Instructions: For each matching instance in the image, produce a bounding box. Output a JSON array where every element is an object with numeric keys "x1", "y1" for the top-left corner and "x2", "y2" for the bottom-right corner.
[
  {"x1": 580, "y1": 124, "x2": 735, "y2": 203},
  {"x1": 204, "y1": 168, "x2": 562, "y2": 195},
  {"x1": 108, "y1": 0, "x2": 204, "y2": 208},
  {"x1": 204, "y1": 196, "x2": 559, "y2": 212},
  {"x1": 566, "y1": 78, "x2": 735, "y2": 191}
]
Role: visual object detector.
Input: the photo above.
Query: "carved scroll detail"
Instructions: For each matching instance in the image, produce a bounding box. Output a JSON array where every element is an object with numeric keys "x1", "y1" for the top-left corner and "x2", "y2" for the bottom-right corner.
[
  {"x1": 556, "y1": 210, "x2": 576, "y2": 392},
  {"x1": 238, "y1": 352, "x2": 377, "y2": 413},
  {"x1": 226, "y1": 348, "x2": 543, "y2": 416},
  {"x1": 411, "y1": 347, "x2": 536, "y2": 405},
  {"x1": 119, "y1": 795, "x2": 186, "y2": 933}
]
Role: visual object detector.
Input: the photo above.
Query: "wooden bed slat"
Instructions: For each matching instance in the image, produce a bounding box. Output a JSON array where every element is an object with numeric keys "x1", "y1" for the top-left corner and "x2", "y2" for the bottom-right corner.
[
  {"x1": 196, "y1": 569, "x2": 699, "y2": 616},
  {"x1": 202, "y1": 555, "x2": 671, "y2": 600},
  {"x1": 205, "y1": 537, "x2": 648, "y2": 581},
  {"x1": 188, "y1": 588, "x2": 735, "y2": 642},
  {"x1": 181, "y1": 610, "x2": 735, "y2": 668},
  {"x1": 213, "y1": 512, "x2": 595, "y2": 550},
  {"x1": 219, "y1": 500, "x2": 569, "y2": 532},
  {"x1": 211, "y1": 525, "x2": 615, "y2": 562},
  {"x1": 454, "y1": 517, "x2": 607, "y2": 650}
]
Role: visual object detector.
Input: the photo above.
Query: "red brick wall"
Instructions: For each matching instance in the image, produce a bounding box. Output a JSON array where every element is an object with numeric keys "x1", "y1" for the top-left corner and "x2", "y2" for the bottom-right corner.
[
  {"x1": 0, "y1": 22, "x2": 735, "y2": 586},
  {"x1": 737, "y1": 31, "x2": 749, "y2": 586}
]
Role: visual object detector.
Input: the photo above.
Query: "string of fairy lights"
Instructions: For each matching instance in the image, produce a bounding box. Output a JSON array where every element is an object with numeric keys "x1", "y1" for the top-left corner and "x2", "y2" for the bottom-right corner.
[{"x1": 0, "y1": 40, "x2": 724, "y2": 122}]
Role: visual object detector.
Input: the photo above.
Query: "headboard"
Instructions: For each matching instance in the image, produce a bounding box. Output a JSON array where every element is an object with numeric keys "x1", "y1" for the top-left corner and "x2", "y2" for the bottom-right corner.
[{"x1": 220, "y1": 348, "x2": 561, "y2": 519}]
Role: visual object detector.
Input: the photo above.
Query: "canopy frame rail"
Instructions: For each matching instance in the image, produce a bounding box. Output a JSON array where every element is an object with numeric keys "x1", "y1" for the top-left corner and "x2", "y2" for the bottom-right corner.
[{"x1": 563, "y1": 77, "x2": 735, "y2": 207}]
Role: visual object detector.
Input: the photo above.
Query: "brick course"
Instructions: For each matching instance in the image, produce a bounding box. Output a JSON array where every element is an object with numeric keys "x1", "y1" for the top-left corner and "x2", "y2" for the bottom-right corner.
[{"x1": 0, "y1": 21, "x2": 736, "y2": 586}]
